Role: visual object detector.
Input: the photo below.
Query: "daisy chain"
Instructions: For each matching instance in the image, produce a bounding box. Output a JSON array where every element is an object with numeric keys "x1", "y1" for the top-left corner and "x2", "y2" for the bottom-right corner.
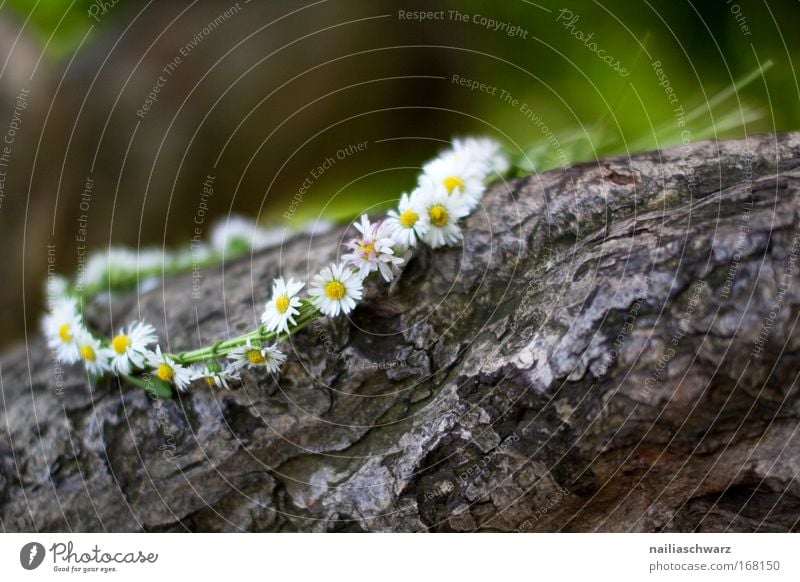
[{"x1": 39, "y1": 136, "x2": 508, "y2": 394}]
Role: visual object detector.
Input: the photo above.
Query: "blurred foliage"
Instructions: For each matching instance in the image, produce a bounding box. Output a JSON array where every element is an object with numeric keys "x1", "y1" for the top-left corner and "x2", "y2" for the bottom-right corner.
[
  {"x1": 6, "y1": 0, "x2": 95, "y2": 59},
  {"x1": 0, "y1": 0, "x2": 798, "y2": 347},
  {"x1": 441, "y1": 0, "x2": 798, "y2": 174},
  {"x1": 8, "y1": 0, "x2": 799, "y2": 220},
  {"x1": 2, "y1": 0, "x2": 798, "y2": 229}
]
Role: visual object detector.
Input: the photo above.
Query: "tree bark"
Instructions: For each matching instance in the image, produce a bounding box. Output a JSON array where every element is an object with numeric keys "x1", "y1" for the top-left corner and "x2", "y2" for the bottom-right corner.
[{"x1": 2, "y1": 133, "x2": 800, "y2": 532}]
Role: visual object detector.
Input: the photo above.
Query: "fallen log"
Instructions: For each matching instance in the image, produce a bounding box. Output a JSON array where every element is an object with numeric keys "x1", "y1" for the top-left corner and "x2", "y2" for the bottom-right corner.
[{"x1": 2, "y1": 133, "x2": 800, "y2": 532}]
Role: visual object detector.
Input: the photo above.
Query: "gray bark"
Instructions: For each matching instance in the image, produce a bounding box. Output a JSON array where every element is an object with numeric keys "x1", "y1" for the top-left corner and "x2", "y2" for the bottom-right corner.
[{"x1": 2, "y1": 133, "x2": 800, "y2": 532}]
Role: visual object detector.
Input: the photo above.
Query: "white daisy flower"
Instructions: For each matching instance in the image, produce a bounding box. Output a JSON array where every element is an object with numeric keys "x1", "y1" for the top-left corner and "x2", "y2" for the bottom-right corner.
[
  {"x1": 191, "y1": 241, "x2": 216, "y2": 263},
  {"x1": 191, "y1": 363, "x2": 240, "y2": 390},
  {"x1": 108, "y1": 321, "x2": 159, "y2": 375},
  {"x1": 342, "y1": 214, "x2": 404, "y2": 282},
  {"x1": 137, "y1": 277, "x2": 161, "y2": 295},
  {"x1": 136, "y1": 247, "x2": 166, "y2": 273},
  {"x1": 75, "y1": 330, "x2": 110, "y2": 377},
  {"x1": 384, "y1": 191, "x2": 429, "y2": 249},
  {"x1": 211, "y1": 215, "x2": 259, "y2": 252},
  {"x1": 80, "y1": 250, "x2": 111, "y2": 288},
  {"x1": 309, "y1": 262, "x2": 364, "y2": 317},
  {"x1": 419, "y1": 183, "x2": 470, "y2": 249},
  {"x1": 261, "y1": 277, "x2": 305, "y2": 334},
  {"x1": 210, "y1": 215, "x2": 283, "y2": 253},
  {"x1": 45, "y1": 275, "x2": 69, "y2": 298},
  {"x1": 420, "y1": 152, "x2": 487, "y2": 211},
  {"x1": 171, "y1": 242, "x2": 215, "y2": 273},
  {"x1": 252, "y1": 226, "x2": 285, "y2": 251},
  {"x1": 81, "y1": 247, "x2": 138, "y2": 289},
  {"x1": 41, "y1": 296, "x2": 83, "y2": 364},
  {"x1": 228, "y1": 339, "x2": 287, "y2": 373},
  {"x1": 146, "y1": 345, "x2": 192, "y2": 391},
  {"x1": 451, "y1": 136, "x2": 509, "y2": 176}
]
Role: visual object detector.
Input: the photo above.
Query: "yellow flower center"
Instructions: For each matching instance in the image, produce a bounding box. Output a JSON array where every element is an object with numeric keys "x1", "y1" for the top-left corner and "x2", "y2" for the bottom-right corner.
[
  {"x1": 325, "y1": 280, "x2": 346, "y2": 300},
  {"x1": 429, "y1": 204, "x2": 449, "y2": 227},
  {"x1": 112, "y1": 334, "x2": 130, "y2": 354},
  {"x1": 204, "y1": 376, "x2": 217, "y2": 386},
  {"x1": 246, "y1": 349, "x2": 266, "y2": 365},
  {"x1": 59, "y1": 323, "x2": 72, "y2": 342},
  {"x1": 156, "y1": 363, "x2": 174, "y2": 381},
  {"x1": 275, "y1": 294, "x2": 290, "y2": 314},
  {"x1": 80, "y1": 344, "x2": 96, "y2": 362},
  {"x1": 399, "y1": 209, "x2": 418, "y2": 228},
  {"x1": 443, "y1": 175, "x2": 465, "y2": 193},
  {"x1": 359, "y1": 242, "x2": 375, "y2": 256}
]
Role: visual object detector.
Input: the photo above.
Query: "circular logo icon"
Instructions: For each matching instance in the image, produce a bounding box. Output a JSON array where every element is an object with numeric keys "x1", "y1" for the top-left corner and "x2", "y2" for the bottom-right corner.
[{"x1": 20, "y1": 542, "x2": 46, "y2": 570}]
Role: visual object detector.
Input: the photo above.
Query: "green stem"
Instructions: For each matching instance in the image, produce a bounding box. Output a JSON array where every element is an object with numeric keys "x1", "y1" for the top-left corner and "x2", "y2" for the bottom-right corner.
[
  {"x1": 275, "y1": 309, "x2": 319, "y2": 340},
  {"x1": 68, "y1": 246, "x2": 248, "y2": 300},
  {"x1": 172, "y1": 328, "x2": 263, "y2": 363},
  {"x1": 169, "y1": 301, "x2": 321, "y2": 365}
]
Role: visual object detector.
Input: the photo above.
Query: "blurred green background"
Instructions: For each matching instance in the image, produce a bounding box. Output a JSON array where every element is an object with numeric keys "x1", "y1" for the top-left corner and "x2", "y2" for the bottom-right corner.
[{"x1": 0, "y1": 0, "x2": 797, "y2": 347}]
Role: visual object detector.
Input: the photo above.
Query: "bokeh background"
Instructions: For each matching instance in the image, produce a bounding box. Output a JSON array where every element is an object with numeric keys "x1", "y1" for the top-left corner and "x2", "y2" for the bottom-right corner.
[{"x1": 0, "y1": 0, "x2": 797, "y2": 348}]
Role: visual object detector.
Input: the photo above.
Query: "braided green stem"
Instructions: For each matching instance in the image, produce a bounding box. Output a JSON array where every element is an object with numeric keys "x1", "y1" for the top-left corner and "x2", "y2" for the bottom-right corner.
[{"x1": 168, "y1": 301, "x2": 321, "y2": 364}]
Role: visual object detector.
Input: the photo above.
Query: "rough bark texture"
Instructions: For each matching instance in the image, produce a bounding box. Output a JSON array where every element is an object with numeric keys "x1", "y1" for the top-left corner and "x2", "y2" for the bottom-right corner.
[{"x1": 2, "y1": 133, "x2": 800, "y2": 532}]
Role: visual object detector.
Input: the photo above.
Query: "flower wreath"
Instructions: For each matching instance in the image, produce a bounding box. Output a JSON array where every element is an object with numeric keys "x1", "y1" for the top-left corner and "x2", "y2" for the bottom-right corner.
[{"x1": 41, "y1": 137, "x2": 509, "y2": 397}]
